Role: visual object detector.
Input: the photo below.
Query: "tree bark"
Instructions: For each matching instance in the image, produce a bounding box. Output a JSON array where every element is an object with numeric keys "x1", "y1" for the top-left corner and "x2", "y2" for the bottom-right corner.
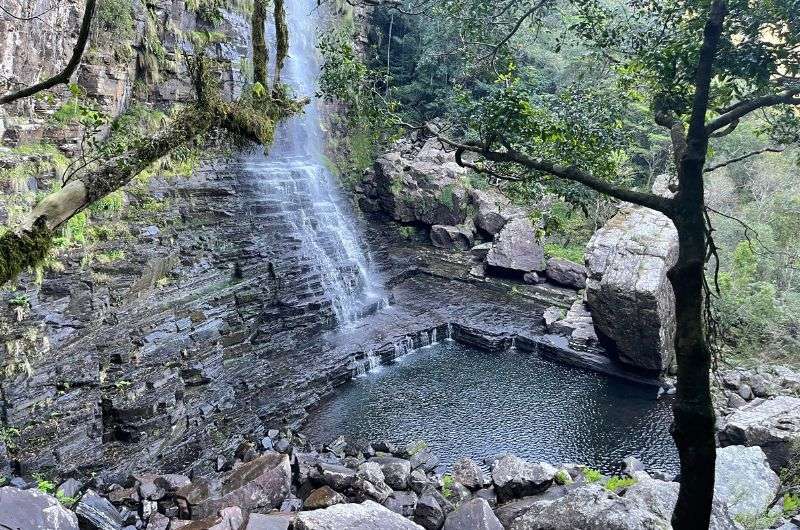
[
  {"x1": 668, "y1": 2, "x2": 727, "y2": 528},
  {"x1": 252, "y1": 0, "x2": 268, "y2": 87},
  {"x1": 273, "y1": 0, "x2": 289, "y2": 90}
]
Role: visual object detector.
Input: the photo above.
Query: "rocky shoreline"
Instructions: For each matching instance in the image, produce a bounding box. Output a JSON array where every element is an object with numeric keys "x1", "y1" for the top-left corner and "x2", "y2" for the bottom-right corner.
[{"x1": 0, "y1": 426, "x2": 793, "y2": 530}]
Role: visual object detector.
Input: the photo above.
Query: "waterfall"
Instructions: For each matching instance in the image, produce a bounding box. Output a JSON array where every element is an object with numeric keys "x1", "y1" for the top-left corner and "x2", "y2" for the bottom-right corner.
[{"x1": 243, "y1": 0, "x2": 384, "y2": 326}]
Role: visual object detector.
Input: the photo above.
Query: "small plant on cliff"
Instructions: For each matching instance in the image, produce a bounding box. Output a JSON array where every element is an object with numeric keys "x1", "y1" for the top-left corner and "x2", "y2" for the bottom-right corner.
[
  {"x1": 7, "y1": 294, "x2": 29, "y2": 308},
  {"x1": 0, "y1": 426, "x2": 20, "y2": 450},
  {"x1": 33, "y1": 473, "x2": 56, "y2": 494},
  {"x1": 581, "y1": 467, "x2": 603, "y2": 483},
  {"x1": 605, "y1": 475, "x2": 637, "y2": 492},
  {"x1": 554, "y1": 470, "x2": 572, "y2": 485},
  {"x1": 441, "y1": 474, "x2": 455, "y2": 499},
  {"x1": 783, "y1": 493, "x2": 800, "y2": 516}
]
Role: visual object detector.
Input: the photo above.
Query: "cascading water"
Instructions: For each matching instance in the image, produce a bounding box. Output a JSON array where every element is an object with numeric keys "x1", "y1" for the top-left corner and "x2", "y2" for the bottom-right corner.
[{"x1": 242, "y1": 0, "x2": 384, "y2": 326}]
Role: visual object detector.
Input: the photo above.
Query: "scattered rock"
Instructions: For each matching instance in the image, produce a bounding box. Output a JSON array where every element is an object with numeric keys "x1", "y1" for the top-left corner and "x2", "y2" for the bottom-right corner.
[
  {"x1": 523, "y1": 272, "x2": 543, "y2": 284},
  {"x1": 318, "y1": 462, "x2": 357, "y2": 491},
  {"x1": 452, "y1": 457, "x2": 485, "y2": 490},
  {"x1": 0, "y1": 487, "x2": 79, "y2": 530},
  {"x1": 294, "y1": 500, "x2": 424, "y2": 530},
  {"x1": 304, "y1": 486, "x2": 346, "y2": 510},
  {"x1": 384, "y1": 491, "x2": 419, "y2": 517},
  {"x1": 486, "y1": 218, "x2": 546, "y2": 275},
  {"x1": 491, "y1": 455, "x2": 556, "y2": 502},
  {"x1": 430, "y1": 224, "x2": 474, "y2": 250},
  {"x1": 719, "y1": 396, "x2": 800, "y2": 470},
  {"x1": 545, "y1": 258, "x2": 587, "y2": 289},
  {"x1": 244, "y1": 513, "x2": 294, "y2": 530},
  {"x1": 727, "y1": 393, "x2": 747, "y2": 409},
  {"x1": 414, "y1": 492, "x2": 445, "y2": 530},
  {"x1": 622, "y1": 456, "x2": 646, "y2": 477},
  {"x1": 470, "y1": 188, "x2": 524, "y2": 236},
  {"x1": 443, "y1": 498, "x2": 502, "y2": 530},
  {"x1": 74, "y1": 489, "x2": 124, "y2": 530},
  {"x1": 370, "y1": 456, "x2": 412, "y2": 490}
]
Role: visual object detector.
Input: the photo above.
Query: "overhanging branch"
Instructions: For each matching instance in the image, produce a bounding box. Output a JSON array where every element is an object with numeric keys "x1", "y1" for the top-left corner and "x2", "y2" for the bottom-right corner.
[
  {"x1": 705, "y1": 89, "x2": 800, "y2": 134},
  {"x1": 0, "y1": 0, "x2": 96, "y2": 105}
]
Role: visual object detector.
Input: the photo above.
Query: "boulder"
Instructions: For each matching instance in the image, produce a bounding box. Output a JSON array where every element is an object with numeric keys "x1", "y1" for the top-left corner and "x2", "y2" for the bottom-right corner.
[
  {"x1": 179, "y1": 506, "x2": 245, "y2": 530},
  {"x1": 370, "y1": 138, "x2": 471, "y2": 226},
  {"x1": 486, "y1": 218, "x2": 546, "y2": 275},
  {"x1": 245, "y1": 513, "x2": 294, "y2": 530},
  {"x1": 624, "y1": 476, "x2": 741, "y2": 530},
  {"x1": 508, "y1": 484, "x2": 669, "y2": 530},
  {"x1": 584, "y1": 178, "x2": 678, "y2": 374},
  {"x1": 470, "y1": 242, "x2": 493, "y2": 260},
  {"x1": 74, "y1": 489, "x2": 124, "y2": 530},
  {"x1": 719, "y1": 396, "x2": 800, "y2": 470},
  {"x1": 490, "y1": 455, "x2": 556, "y2": 502},
  {"x1": 470, "y1": 188, "x2": 525, "y2": 236},
  {"x1": 714, "y1": 445, "x2": 780, "y2": 519},
  {"x1": 443, "y1": 498, "x2": 503, "y2": 530},
  {"x1": 414, "y1": 492, "x2": 445, "y2": 530},
  {"x1": 294, "y1": 500, "x2": 424, "y2": 530},
  {"x1": 384, "y1": 491, "x2": 418, "y2": 517},
  {"x1": 317, "y1": 462, "x2": 357, "y2": 491},
  {"x1": 452, "y1": 457, "x2": 485, "y2": 490},
  {"x1": 369, "y1": 456, "x2": 412, "y2": 490},
  {"x1": 355, "y1": 462, "x2": 393, "y2": 503},
  {"x1": 304, "y1": 486, "x2": 347, "y2": 510},
  {"x1": 545, "y1": 258, "x2": 587, "y2": 289},
  {"x1": 430, "y1": 224, "x2": 474, "y2": 250},
  {"x1": 175, "y1": 452, "x2": 291, "y2": 518},
  {"x1": 0, "y1": 486, "x2": 79, "y2": 530}
]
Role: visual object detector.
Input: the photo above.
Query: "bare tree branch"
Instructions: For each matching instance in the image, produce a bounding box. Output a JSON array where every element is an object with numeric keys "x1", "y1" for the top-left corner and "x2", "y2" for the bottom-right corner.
[
  {"x1": 705, "y1": 88, "x2": 800, "y2": 134},
  {"x1": 704, "y1": 147, "x2": 785, "y2": 173},
  {"x1": 0, "y1": 0, "x2": 96, "y2": 105}
]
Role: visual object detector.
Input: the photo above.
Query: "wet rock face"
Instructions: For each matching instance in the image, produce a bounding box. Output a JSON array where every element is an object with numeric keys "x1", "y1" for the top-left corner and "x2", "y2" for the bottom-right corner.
[
  {"x1": 719, "y1": 396, "x2": 800, "y2": 470},
  {"x1": 584, "y1": 177, "x2": 678, "y2": 374}
]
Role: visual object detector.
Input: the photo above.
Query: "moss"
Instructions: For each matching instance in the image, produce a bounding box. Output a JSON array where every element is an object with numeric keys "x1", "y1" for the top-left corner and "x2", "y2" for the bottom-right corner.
[
  {"x1": 544, "y1": 242, "x2": 585, "y2": 264},
  {"x1": 604, "y1": 475, "x2": 636, "y2": 492},
  {"x1": 439, "y1": 184, "x2": 455, "y2": 209},
  {"x1": 0, "y1": 221, "x2": 55, "y2": 286},
  {"x1": 582, "y1": 467, "x2": 603, "y2": 483}
]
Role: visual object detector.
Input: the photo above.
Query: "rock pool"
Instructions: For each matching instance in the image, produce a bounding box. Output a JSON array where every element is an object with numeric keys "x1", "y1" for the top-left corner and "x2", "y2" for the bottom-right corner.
[{"x1": 305, "y1": 340, "x2": 680, "y2": 475}]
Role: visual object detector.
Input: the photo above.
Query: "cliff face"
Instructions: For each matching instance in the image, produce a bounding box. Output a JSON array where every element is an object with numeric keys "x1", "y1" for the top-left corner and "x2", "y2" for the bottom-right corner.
[{"x1": 0, "y1": 0, "x2": 250, "y2": 146}]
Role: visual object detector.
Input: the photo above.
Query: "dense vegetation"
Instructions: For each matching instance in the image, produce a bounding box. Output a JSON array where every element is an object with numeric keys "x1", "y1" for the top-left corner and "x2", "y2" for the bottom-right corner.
[{"x1": 322, "y1": 0, "x2": 800, "y2": 367}]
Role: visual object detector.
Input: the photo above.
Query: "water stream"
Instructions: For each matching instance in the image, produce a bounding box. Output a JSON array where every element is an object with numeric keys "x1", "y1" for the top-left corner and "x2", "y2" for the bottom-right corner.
[{"x1": 242, "y1": 0, "x2": 384, "y2": 325}]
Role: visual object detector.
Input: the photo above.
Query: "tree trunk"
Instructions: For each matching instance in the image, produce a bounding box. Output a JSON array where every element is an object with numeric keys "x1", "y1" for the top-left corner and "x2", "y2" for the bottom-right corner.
[
  {"x1": 669, "y1": 161, "x2": 716, "y2": 530},
  {"x1": 252, "y1": 0, "x2": 268, "y2": 87}
]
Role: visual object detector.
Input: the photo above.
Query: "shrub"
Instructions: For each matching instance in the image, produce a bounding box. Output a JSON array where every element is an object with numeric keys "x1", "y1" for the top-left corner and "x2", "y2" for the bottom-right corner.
[
  {"x1": 554, "y1": 469, "x2": 572, "y2": 485},
  {"x1": 605, "y1": 475, "x2": 636, "y2": 492},
  {"x1": 441, "y1": 474, "x2": 455, "y2": 499},
  {"x1": 582, "y1": 467, "x2": 603, "y2": 483}
]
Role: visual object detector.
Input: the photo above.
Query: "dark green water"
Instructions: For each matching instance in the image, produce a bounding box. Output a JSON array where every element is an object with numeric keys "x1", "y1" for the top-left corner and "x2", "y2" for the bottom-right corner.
[{"x1": 304, "y1": 340, "x2": 679, "y2": 475}]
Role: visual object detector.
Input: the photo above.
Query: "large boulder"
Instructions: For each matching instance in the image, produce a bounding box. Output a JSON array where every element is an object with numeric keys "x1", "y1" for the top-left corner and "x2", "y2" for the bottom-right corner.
[
  {"x1": 584, "y1": 177, "x2": 678, "y2": 374},
  {"x1": 175, "y1": 452, "x2": 291, "y2": 518},
  {"x1": 74, "y1": 489, "x2": 124, "y2": 530},
  {"x1": 491, "y1": 455, "x2": 556, "y2": 502},
  {"x1": 508, "y1": 484, "x2": 669, "y2": 530},
  {"x1": 486, "y1": 218, "x2": 546, "y2": 275},
  {"x1": 430, "y1": 224, "x2": 474, "y2": 250},
  {"x1": 452, "y1": 457, "x2": 485, "y2": 490},
  {"x1": 0, "y1": 486, "x2": 79, "y2": 530},
  {"x1": 714, "y1": 445, "x2": 780, "y2": 519},
  {"x1": 369, "y1": 456, "x2": 412, "y2": 490},
  {"x1": 470, "y1": 188, "x2": 525, "y2": 236},
  {"x1": 719, "y1": 396, "x2": 800, "y2": 470},
  {"x1": 443, "y1": 498, "x2": 503, "y2": 530},
  {"x1": 545, "y1": 258, "x2": 587, "y2": 289},
  {"x1": 367, "y1": 138, "x2": 471, "y2": 226},
  {"x1": 294, "y1": 500, "x2": 424, "y2": 530},
  {"x1": 624, "y1": 476, "x2": 742, "y2": 530}
]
